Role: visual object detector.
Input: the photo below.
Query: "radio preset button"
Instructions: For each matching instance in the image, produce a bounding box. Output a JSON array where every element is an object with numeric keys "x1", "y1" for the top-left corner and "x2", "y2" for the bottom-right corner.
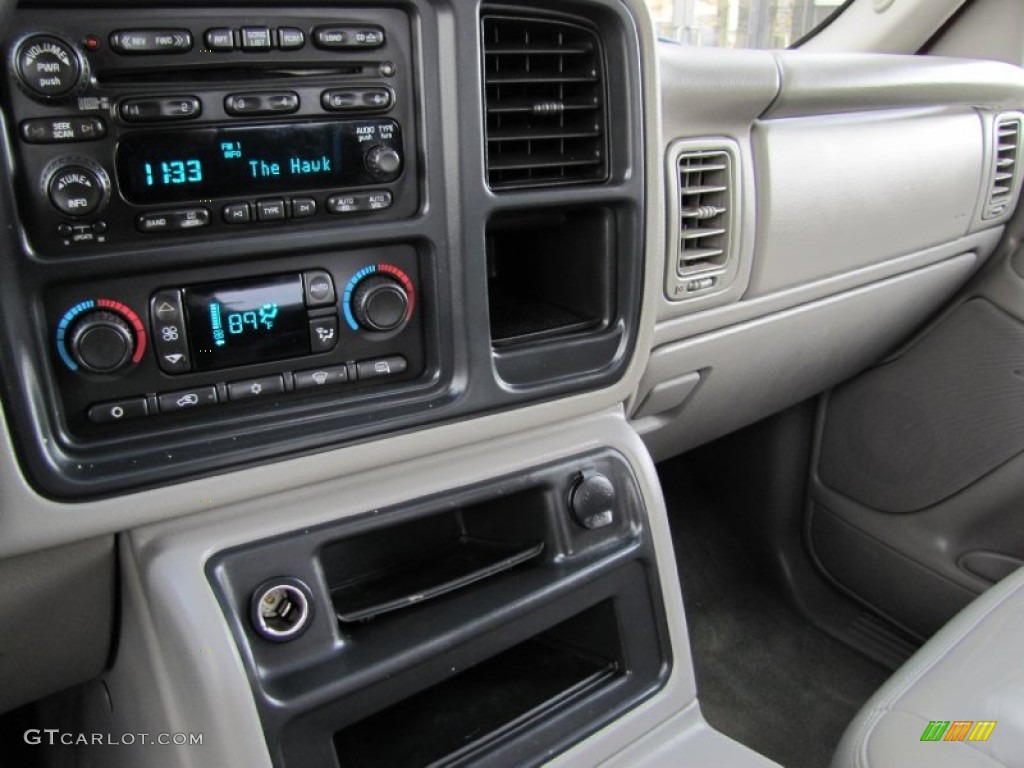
[
  {"x1": 16, "y1": 35, "x2": 82, "y2": 99},
  {"x1": 309, "y1": 317, "x2": 339, "y2": 353},
  {"x1": 21, "y1": 116, "x2": 105, "y2": 144},
  {"x1": 110, "y1": 29, "x2": 193, "y2": 55},
  {"x1": 120, "y1": 96, "x2": 201, "y2": 122},
  {"x1": 225, "y1": 91, "x2": 299, "y2": 116},
  {"x1": 136, "y1": 208, "x2": 211, "y2": 233},
  {"x1": 313, "y1": 26, "x2": 386, "y2": 50},
  {"x1": 158, "y1": 387, "x2": 218, "y2": 413},
  {"x1": 256, "y1": 200, "x2": 286, "y2": 221},
  {"x1": 222, "y1": 203, "x2": 251, "y2": 224},
  {"x1": 294, "y1": 366, "x2": 348, "y2": 390},
  {"x1": 227, "y1": 375, "x2": 285, "y2": 402},
  {"x1": 240, "y1": 27, "x2": 273, "y2": 51},
  {"x1": 277, "y1": 28, "x2": 305, "y2": 50},
  {"x1": 204, "y1": 28, "x2": 234, "y2": 51},
  {"x1": 327, "y1": 190, "x2": 393, "y2": 215},
  {"x1": 303, "y1": 270, "x2": 336, "y2": 307},
  {"x1": 321, "y1": 87, "x2": 393, "y2": 112},
  {"x1": 87, "y1": 398, "x2": 148, "y2": 425},
  {"x1": 356, "y1": 355, "x2": 408, "y2": 381},
  {"x1": 291, "y1": 198, "x2": 317, "y2": 218}
]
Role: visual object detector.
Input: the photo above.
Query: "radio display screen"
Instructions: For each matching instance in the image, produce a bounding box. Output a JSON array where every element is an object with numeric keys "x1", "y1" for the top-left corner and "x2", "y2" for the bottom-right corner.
[
  {"x1": 183, "y1": 274, "x2": 309, "y2": 371},
  {"x1": 115, "y1": 120, "x2": 398, "y2": 205}
]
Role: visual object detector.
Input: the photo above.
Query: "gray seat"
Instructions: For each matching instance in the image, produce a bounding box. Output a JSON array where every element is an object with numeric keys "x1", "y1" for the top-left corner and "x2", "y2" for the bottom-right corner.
[{"x1": 832, "y1": 566, "x2": 1024, "y2": 767}]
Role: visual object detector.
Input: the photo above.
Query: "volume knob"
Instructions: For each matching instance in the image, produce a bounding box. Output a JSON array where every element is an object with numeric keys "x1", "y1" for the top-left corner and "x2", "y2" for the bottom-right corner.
[
  {"x1": 69, "y1": 310, "x2": 136, "y2": 373},
  {"x1": 352, "y1": 275, "x2": 409, "y2": 332},
  {"x1": 14, "y1": 35, "x2": 84, "y2": 101}
]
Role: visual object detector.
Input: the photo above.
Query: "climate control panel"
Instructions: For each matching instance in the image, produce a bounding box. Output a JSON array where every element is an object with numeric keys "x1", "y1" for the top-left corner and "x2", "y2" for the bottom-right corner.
[{"x1": 47, "y1": 246, "x2": 426, "y2": 435}]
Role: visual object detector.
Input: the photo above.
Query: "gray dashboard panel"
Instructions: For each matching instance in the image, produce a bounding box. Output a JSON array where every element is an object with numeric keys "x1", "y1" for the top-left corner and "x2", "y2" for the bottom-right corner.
[{"x1": 748, "y1": 106, "x2": 983, "y2": 297}]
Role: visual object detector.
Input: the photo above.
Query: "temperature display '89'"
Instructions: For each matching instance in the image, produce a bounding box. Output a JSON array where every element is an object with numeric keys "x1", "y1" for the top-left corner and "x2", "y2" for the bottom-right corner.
[{"x1": 183, "y1": 274, "x2": 309, "y2": 371}]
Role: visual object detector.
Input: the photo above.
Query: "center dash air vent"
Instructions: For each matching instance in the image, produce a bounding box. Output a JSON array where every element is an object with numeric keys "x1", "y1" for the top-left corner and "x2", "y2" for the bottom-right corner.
[
  {"x1": 482, "y1": 15, "x2": 608, "y2": 189},
  {"x1": 985, "y1": 115, "x2": 1023, "y2": 219}
]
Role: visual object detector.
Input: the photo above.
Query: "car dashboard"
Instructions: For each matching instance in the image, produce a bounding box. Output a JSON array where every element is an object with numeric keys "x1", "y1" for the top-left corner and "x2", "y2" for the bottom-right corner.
[{"x1": 1, "y1": 0, "x2": 1023, "y2": 766}]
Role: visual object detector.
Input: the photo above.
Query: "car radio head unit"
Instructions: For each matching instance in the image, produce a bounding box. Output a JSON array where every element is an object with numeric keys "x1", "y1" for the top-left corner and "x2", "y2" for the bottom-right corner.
[{"x1": 4, "y1": 8, "x2": 418, "y2": 256}]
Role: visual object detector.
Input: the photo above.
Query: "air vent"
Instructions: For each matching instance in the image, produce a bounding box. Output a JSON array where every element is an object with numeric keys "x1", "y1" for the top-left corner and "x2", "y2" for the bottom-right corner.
[
  {"x1": 482, "y1": 15, "x2": 608, "y2": 189},
  {"x1": 676, "y1": 150, "x2": 733, "y2": 276},
  {"x1": 985, "y1": 115, "x2": 1022, "y2": 219}
]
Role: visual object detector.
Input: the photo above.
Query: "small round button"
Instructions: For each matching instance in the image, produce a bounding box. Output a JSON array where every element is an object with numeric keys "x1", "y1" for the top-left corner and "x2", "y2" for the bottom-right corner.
[
  {"x1": 69, "y1": 310, "x2": 135, "y2": 373},
  {"x1": 569, "y1": 471, "x2": 617, "y2": 530},
  {"x1": 47, "y1": 164, "x2": 106, "y2": 217},
  {"x1": 352, "y1": 275, "x2": 409, "y2": 332},
  {"x1": 364, "y1": 145, "x2": 402, "y2": 179},
  {"x1": 15, "y1": 35, "x2": 82, "y2": 99}
]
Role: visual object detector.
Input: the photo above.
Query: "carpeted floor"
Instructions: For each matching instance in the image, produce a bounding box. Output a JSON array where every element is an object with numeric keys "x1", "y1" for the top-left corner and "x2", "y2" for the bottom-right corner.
[{"x1": 659, "y1": 465, "x2": 891, "y2": 768}]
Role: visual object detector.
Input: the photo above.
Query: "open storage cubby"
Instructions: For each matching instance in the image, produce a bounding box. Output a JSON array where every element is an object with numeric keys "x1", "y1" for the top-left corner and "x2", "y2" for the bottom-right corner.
[
  {"x1": 208, "y1": 450, "x2": 670, "y2": 768},
  {"x1": 333, "y1": 601, "x2": 623, "y2": 768},
  {"x1": 322, "y1": 490, "x2": 549, "y2": 622},
  {"x1": 486, "y1": 208, "x2": 615, "y2": 346}
]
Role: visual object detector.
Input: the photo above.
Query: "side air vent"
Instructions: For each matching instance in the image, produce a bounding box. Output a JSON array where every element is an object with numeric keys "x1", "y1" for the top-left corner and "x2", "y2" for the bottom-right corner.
[
  {"x1": 985, "y1": 115, "x2": 1022, "y2": 219},
  {"x1": 665, "y1": 141, "x2": 741, "y2": 302},
  {"x1": 482, "y1": 15, "x2": 608, "y2": 189}
]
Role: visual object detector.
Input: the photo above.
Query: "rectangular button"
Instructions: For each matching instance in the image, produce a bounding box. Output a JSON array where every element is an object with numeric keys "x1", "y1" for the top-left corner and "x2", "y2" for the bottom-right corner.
[
  {"x1": 158, "y1": 387, "x2": 218, "y2": 413},
  {"x1": 21, "y1": 117, "x2": 106, "y2": 143},
  {"x1": 204, "y1": 28, "x2": 234, "y2": 51},
  {"x1": 294, "y1": 366, "x2": 348, "y2": 390},
  {"x1": 150, "y1": 290, "x2": 191, "y2": 374},
  {"x1": 309, "y1": 316, "x2": 339, "y2": 353},
  {"x1": 327, "y1": 190, "x2": 393, "y2": 215},
  {"x1": 256, "y1": 200, "x2": 286, "y2": 221},
  {"x1": 240, "y1": 27, "x2": 273, "y2": 50},
  {"x1": 356, "y1": 355, "x2": 407, "y2": 380},
  {"x1": 224, "y1": 91, "x2": 299, "y2": 116},
  {"x1": 303, "y1": 270, "x2": 335, "y2": 307},
  {"x1": 111, "y1": 29, "x2": 193, "y2": 54},
  {"x1": 291, "y1": 197, "x2": 317, "y2": 218},
  {"x1": 222, "y1": 203, "x2": 251, "y2": 224},
  {"x1": 321, "y1": 87, "x2": 393, "y2": 112},
  {"x1": 120, "y1": 96, "x2": 201, "y2": 122},
  {"x1": 277, "y1": 27, "x2": 305, "y2": 50},
  {"x1": 227, "y1": 375, "x2": 284, "y2": 402},
  {"x1": 136, "y1": 208, "x2": 210, "y2": 233},
  {"x1": 313, "y1": 26, "x2": 385, "y2": 50},
  {"x1": 88, "y1": 398, "x2": 148, "y2": 424}
]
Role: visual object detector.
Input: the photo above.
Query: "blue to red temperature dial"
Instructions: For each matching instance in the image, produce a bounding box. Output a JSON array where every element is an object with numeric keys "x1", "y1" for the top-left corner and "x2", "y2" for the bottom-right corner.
[
  {"x1": 342, "y1": 264, "x2": 415, "y2": 333},
  {"x1": 56, "y1": 299, "x2": 147, "y2": 373}
]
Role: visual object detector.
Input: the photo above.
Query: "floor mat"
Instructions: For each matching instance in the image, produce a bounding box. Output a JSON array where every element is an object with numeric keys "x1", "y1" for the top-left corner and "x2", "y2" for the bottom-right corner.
[{"x1": 659, "y1": 465, "x2": 891, "y2": 768}]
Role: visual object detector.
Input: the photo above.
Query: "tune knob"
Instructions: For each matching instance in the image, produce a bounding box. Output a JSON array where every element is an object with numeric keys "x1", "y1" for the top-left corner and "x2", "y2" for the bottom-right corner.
[
  {"x1": 43, "y1": 158, "x2": 110, "y2": 217},
  {"x1": 364, "y1": 145, "x2": 402, "y2": 179},
  {"x1": 68, "y1": 310, "x2": 136, "y2": 373},
  {"x1": 14, "y1": 35, "x2": 85, "y2": 100},
  {"x1": 351, "y1": 275, "x2": 409, "y2": 332}
]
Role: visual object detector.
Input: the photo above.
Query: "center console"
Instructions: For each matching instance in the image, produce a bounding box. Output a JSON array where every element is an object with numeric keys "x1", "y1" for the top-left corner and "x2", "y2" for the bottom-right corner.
[{"x1": 0, "y1": 1, "x2": 646, "y2": 499}]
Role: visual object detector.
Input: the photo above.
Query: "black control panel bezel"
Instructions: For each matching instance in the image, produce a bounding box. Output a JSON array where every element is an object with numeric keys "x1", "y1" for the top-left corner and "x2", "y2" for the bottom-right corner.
[
  {"x1": 4, "y1": 7, "x2": 418, "y2": 257},
  {"x1": 0, "y1": 1, "x2": 649, "y2": 500}
]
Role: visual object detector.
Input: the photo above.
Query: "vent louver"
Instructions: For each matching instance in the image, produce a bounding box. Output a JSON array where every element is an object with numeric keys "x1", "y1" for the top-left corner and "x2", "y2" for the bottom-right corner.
[
  {"x1": 985, "y1": 116, "x2": 1022, "y2": 219},
  {"x1": 482, "y1": 15, "x2": 608, "y2": 189},
  {"x1": 676, "y1": 150, "x2": 733, "y2": 277}
]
